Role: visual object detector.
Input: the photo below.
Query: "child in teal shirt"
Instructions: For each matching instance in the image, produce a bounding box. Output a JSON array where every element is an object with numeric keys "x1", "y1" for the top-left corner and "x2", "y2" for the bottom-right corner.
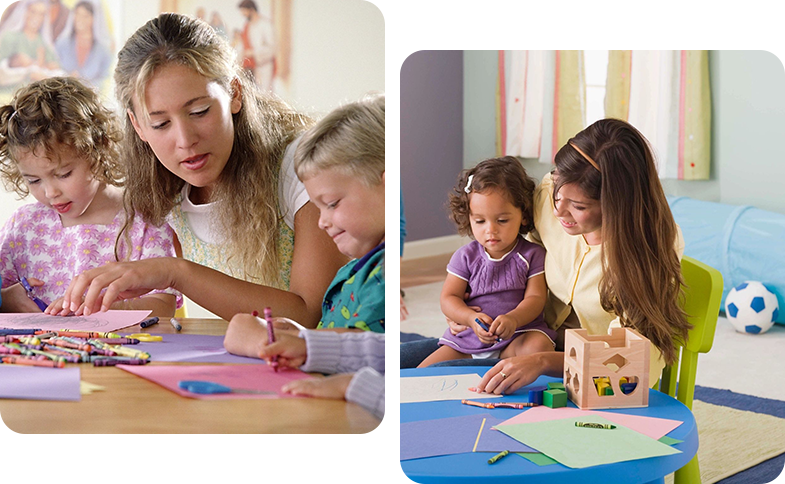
[{"x1": 223, "y1": 94, "x2": 385, "y2": 414}]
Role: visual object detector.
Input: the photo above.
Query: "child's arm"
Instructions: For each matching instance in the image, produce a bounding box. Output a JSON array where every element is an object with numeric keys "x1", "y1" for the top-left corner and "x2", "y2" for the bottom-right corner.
[
  {"x1": 0, "y1": 278, "x2": 46, "y2": 313},
  {"x1": 489, "y1": 273, "x2": 547, "y2": 340},
  {"x1": 440, "y1": 274, "x2": 495, "y2": 344}
]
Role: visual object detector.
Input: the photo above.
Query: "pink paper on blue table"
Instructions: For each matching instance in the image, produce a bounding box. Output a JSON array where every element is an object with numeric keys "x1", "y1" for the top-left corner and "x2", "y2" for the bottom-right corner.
[{"x1": 117, "y1": 364, "x2": 312, "y2": 399}]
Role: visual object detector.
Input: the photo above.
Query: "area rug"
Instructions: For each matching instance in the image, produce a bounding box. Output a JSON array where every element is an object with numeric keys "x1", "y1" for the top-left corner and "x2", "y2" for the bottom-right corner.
[{"x1": 663, "y1": 400, "x2": 785, "y2": 484}]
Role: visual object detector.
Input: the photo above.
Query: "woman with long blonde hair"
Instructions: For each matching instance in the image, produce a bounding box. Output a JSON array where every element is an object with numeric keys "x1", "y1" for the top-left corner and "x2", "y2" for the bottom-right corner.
[{"x1": 61, "y1": 13, "x2": 346, "y2": 325}]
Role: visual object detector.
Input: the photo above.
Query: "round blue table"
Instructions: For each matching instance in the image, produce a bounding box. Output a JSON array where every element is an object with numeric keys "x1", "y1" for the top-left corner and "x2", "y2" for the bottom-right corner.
[{"x1": 401, "y1": 367, "x2": 698, "y2": 484}]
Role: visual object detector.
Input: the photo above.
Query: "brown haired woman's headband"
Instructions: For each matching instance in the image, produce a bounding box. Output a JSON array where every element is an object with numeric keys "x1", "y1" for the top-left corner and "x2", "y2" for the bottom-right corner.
[{"x1": 569, "y1": 142, "x2": 600, "y2": 172}]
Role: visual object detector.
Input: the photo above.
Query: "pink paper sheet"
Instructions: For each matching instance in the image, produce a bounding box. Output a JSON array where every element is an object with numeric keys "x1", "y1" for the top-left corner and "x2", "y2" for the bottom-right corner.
[
  {"x1": 495, "y1": 406, "x2": 683, "y2": 440},
  {"x1": 118, "y1": 364, "x2": 312, "y2": 399},
  {"x1": 0, "y1": 310, "x2": 152, "y2": 333}
]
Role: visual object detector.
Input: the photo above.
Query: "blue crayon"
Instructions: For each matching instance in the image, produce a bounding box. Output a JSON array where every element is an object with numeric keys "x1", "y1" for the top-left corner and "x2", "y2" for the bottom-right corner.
[
  {"x1": 0, "y1": 328, "x2": 42, "y2": 335},
  {"x1": 139, "y1": 317, "x2": 159, "y2": 328}
]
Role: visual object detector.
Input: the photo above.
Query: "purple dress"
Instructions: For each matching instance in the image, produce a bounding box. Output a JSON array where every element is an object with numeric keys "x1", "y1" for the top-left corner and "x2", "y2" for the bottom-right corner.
[{"x1": 439, "y1": 237, "x2": 556, "y2": 354}]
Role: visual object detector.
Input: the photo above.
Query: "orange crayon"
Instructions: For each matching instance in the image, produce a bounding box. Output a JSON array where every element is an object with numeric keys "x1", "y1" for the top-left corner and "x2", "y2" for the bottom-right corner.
[{"x1": 2, "y1": 356, "x2": 65, "y2": 368}]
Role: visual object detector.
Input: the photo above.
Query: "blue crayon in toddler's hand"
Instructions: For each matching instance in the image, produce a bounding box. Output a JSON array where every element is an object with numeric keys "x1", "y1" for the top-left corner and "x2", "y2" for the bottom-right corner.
[{"x1": 475, "y1": 318, "x2": 502, "y2": 342}]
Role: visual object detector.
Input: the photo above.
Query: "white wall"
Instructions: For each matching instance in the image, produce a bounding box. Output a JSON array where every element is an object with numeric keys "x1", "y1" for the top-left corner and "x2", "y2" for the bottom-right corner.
[{"x1": 0, "y1": 0, "x2": 383, "y2": 317}]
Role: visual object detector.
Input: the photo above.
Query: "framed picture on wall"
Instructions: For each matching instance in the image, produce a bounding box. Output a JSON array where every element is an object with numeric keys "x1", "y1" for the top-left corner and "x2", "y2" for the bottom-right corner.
[
  {"x1": 176, "y1": 0, "x2": 290, "y2": 96},
  {"x1": 0, "y1": 0, "x2": 120, "y2": 101}
]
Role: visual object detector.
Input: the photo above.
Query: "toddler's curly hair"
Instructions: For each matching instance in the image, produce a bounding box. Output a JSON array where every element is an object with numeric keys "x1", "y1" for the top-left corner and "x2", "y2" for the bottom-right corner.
[{"x1": 448, "y1": 156, "x2": 536, "y2": 238}]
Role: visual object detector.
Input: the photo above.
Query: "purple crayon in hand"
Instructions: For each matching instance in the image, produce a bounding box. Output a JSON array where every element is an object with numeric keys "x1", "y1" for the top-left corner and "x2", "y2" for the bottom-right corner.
[{"x1": 20, "y1": 277, "x2": 48, "y2": 312}]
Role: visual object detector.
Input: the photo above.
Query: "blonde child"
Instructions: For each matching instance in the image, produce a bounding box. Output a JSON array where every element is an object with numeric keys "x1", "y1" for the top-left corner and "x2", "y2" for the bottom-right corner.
[
  {"x1": 418, "y1": 157, "x2": 555, "y2": 368},
  {"x1": 0, "y1": 77, "x2": 179, "y2": 315},
  {"x1": 223, "y1": 94, "x2": 385, "y2": 417}
]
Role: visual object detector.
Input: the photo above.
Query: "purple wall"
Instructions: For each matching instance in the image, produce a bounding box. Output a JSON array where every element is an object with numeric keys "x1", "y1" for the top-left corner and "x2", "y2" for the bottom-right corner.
[{"x1": 401, "y1": 50, "x2": 464, "y2": 243}]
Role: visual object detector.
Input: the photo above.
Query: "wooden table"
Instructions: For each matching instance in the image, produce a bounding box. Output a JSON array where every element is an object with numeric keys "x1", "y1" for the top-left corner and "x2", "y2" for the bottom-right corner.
[{"x1": 0, "y1": 319, "x2": 380, "y2": 433}]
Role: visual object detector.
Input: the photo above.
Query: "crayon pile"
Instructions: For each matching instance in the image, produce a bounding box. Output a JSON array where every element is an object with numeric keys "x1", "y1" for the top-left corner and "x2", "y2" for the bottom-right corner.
[{"x1": 0, "y1": 328, "x2": 150, "y2": 368}]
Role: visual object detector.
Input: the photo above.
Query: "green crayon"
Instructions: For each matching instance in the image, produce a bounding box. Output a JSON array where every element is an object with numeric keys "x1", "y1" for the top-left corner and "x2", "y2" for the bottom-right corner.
[{"x1": 487, "y1": 450, "x2": 510, "y2": 464}]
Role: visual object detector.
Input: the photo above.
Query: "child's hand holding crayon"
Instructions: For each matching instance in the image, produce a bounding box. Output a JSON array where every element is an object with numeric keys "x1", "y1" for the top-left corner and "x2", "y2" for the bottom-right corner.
[
  {"x1": 224, "y1": 313, "x2": 307, "y2": 367},
  {"x1": 0, "y1": 277, "x2": 44, "y2": 313},
  {"x1": 257, "y1": 331, "x2": 307, "y2": 369},
  {"x1": 472, "y1": 313, "x2": 497, "y2": 345}
]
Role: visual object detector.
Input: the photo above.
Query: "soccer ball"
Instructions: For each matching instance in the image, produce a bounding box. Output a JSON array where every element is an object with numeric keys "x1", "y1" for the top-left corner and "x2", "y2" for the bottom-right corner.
[{"x1": 724, "y1": 281, "x2": 779, "y2": 334}]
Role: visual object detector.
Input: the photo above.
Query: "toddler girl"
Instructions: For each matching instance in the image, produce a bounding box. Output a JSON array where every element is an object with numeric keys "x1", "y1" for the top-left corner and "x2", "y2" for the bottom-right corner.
[
  {"x1": 418, "y1": 157, "x2": 555, "y2": 367},
  {"x1": 0, "y1": 77, "x2": 180, "y2": 315}
]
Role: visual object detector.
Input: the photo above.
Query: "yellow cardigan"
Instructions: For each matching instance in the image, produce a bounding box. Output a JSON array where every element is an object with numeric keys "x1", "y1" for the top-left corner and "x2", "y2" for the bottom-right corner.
[{"x1": 530, "y1": 173, "x2": 684, "y2": 386}]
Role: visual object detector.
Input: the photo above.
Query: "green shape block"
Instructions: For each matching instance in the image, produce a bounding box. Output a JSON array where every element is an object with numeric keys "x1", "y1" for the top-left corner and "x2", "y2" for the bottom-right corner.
[
  {"x1": 547, "y1": 381, "x2": 565, "y2": 391},
  {"x1": 543, "y1": 389, "x2": 567, "y2": 408},
  {"x1": 604, "y1": 386, "x2": 614, "y2": 396}
]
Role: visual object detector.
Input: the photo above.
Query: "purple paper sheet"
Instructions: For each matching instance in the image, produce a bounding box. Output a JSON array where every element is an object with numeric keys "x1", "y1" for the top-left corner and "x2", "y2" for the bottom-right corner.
[
  {"x1": 475, "y1": 416, "x2": 537, "y2": 453},
  {"x1": 401, "y1": 413, "x2": 492, "y2": 461},
  {"x1": 0, "y1": 366, "x2": 80, "y2": 401},
  {"x1": 126, "y1": 333, "x2": 266, "y2": 364}
]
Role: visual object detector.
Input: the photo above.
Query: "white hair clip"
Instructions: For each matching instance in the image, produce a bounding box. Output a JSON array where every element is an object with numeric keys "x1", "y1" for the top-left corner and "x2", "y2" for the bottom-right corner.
[{"x1": 464, "y1": 174, "x2": 474, "y2": 194}]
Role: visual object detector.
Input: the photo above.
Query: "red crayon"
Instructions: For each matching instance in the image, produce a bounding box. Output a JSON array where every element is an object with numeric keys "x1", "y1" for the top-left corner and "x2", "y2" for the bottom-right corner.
[{"x1": 2, "y1": 356, "x2": 65, "y2": 368}]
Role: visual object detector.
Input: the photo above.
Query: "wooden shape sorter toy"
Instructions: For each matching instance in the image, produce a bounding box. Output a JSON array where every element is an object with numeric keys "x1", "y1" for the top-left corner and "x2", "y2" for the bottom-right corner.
[{"x1": 563, "y1": 327, "x2": 650, "y2": 409}]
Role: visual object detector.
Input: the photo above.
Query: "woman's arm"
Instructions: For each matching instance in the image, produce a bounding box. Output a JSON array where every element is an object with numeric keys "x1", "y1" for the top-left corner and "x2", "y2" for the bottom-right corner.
[
  {"x1": 474, "y1": 350, "x2": 564, "y2": 395},
  {"x1": 63, "y1": 203, "x2": 346, "y2": 325},
  {"x1": 114, "y1": 293, "x2": 176, "y2": 318}
]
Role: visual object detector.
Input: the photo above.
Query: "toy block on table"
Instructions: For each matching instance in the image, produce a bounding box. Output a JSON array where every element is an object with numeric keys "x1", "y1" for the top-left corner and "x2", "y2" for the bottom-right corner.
[
  {"x1": 563, "y1": 327, "x2": 650, "y2": 409},
  {"x1": 547, "y1": 381, "x2": 565, "y2": 391},
  {"x1": 543, "y1": 389, "x2": 567, "y2": 408},
  {"x1": 528, "y1": 386, "x2": 546, "y2": 405}
]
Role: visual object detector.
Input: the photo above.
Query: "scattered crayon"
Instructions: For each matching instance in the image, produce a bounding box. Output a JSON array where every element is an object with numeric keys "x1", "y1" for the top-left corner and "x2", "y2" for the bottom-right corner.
[
  {"x1": 461, "y1": 399, "x2": 495, "y2": 409},
  {"x1": 575, "y1": 421, "x2": 616, "y2": 429},
  {"x1": 139, "y1": 317, "x2": 159, "y2": 329},
  {"x1": 93, "y1": 358, "x2": 148, "y2": 366},
  {"x1": 2, "y1": 356, "x2": 65, "y2": 368},
  {"x1": 487, "y1": 450, "x2": 510, "y2": 464}
]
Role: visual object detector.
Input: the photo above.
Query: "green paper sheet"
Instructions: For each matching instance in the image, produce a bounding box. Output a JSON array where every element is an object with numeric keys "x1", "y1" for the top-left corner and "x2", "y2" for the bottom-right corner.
[
  {"x1": 658, "y1": 435, "x2": 683, "y2": 445},
  {"x1": 516, "y1": 452, "x2": 558, "y2": 466},
  {"x1": 496, "y1": 415, "x2": 680, "y2": 469}
]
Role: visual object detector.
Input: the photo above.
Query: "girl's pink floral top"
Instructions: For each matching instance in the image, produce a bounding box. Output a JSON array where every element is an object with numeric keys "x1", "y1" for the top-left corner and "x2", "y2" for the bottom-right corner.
[{"x1": 0, "y1": 202, "x2": 182, "y2": 307}]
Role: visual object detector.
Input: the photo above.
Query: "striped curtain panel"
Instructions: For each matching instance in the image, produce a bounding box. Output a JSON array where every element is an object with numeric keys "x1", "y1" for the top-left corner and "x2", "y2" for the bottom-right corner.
[
  {"x1": 605, "y1": 50, "x2": 711, "y2": 180},
  {"x1": 497, "y1": 50, "x2": 585, "y2": 165}
]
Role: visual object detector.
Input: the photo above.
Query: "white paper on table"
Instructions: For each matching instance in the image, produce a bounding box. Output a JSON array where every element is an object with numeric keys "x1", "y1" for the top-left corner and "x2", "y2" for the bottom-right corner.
[
  {"x1": 0, "y1": 310, "x2": 152, "y2": 333},
  {"x1": 400, "y1": 373, "x2": 504, "y2": 403}
]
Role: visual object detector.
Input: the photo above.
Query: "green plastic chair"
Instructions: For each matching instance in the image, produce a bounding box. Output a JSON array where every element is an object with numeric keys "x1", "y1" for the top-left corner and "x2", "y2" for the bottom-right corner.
[{"x1": 659, "y1": 255, "x2": 723, "y2": 484}]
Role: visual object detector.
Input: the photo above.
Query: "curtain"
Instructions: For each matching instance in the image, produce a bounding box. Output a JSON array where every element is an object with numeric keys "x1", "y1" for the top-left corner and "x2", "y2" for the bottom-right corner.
[
  {"x1": 606, "y1": 50, "x2": 711, "y2": 180},
  {"x1": 497, "y1": 50, "x2": 585, "y2": 165}
]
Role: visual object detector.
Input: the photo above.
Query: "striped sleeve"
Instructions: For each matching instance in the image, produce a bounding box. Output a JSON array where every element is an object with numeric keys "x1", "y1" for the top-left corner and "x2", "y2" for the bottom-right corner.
[
  {"x1": 346, "y1": 367, "x2": 385, "y2": 420},
  {"x1": 299, "y1": 330, "x2": 385, "y2": 374}
]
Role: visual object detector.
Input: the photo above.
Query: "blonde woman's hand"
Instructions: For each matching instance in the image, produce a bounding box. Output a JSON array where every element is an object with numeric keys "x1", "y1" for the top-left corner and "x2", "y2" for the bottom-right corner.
[{"x1": 62, "y1": 259, "x2": 177, "y2": 316}]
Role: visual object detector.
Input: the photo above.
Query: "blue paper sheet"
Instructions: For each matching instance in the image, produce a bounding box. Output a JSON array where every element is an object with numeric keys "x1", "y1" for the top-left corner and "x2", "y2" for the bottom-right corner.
[{"x1": 401, "y1": 413, "x2": 492, "y2": 461}]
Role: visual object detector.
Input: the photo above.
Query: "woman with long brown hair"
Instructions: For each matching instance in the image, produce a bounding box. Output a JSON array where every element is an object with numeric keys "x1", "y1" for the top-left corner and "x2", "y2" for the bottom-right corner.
[
  {"x1": 401, "y1": 118, "x2": 690, "y2": 393},
  {"x1": 473, "y1": 118, "x2": 690, "y2": 393}
]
